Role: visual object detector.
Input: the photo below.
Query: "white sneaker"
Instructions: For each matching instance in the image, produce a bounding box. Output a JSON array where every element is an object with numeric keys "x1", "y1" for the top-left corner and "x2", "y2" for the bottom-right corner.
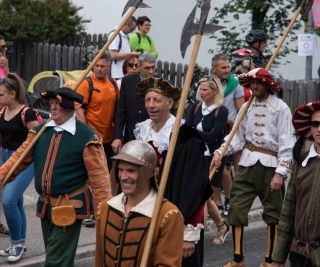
[{"x1": 4, "y1": 245, "x2": 27, "y2": 262}]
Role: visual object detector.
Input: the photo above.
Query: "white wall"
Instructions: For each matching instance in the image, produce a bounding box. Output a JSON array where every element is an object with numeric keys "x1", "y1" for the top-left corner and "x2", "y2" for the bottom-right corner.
[{"x1": 72, "y1": 0, "x2": 320, "y2": 80}]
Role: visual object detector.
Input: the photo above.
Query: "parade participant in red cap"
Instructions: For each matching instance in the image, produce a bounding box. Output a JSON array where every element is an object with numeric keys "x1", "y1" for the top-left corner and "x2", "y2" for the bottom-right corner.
[
  {"x1": 273, "y1": 101, "x2": 320, "y2": 267},
  {"x1": 212, "y1": 68, "x2": 296, "y2": 267}
]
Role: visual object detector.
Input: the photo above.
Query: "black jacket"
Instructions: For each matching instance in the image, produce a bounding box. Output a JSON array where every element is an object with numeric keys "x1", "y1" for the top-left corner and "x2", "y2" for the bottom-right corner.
[
  {"x1": 114, "y1": 74, "x2": 149, "y2": 141},
  {"x1": 162, "y1": 124, "x2": 213, "y2": 223}
]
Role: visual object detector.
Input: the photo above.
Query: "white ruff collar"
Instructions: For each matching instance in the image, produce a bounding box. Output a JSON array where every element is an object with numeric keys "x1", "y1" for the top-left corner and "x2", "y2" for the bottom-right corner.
[{"x1": 134, "y1": 114, "x2": 177, "y2": 153}]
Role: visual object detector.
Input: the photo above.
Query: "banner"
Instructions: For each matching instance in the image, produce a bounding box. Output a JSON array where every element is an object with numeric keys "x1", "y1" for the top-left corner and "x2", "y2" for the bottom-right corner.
[{"x1": 313, "y1": 0, "x2": 320, "y2": 29}]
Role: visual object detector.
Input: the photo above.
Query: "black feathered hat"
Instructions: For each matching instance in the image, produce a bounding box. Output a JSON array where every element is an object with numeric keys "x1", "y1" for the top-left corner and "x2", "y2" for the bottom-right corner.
[{"x1": 41, "y1": 87, "x2": 85, "y2": 110}]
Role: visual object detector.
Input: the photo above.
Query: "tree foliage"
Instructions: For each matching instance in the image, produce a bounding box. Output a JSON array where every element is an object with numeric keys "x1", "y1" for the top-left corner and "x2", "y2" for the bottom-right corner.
[
  {"x1": 0, "y1": 0, "x2": 90, "y2": 43},
  {"x1": 207, "y1": 0, "x2": 304, "y2": 67}
]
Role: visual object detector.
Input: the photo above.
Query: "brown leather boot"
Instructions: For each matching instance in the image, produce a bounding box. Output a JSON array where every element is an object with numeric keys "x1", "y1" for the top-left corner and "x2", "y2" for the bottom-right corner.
[{"x1": 223, "y1": 258, "x2": 245, "y2": 267}]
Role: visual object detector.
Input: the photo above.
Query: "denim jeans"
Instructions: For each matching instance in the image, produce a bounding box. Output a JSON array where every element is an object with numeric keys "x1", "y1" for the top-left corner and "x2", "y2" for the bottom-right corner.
[{"x1": 1, "y1": 148, "x2": 34, "y2": 245}]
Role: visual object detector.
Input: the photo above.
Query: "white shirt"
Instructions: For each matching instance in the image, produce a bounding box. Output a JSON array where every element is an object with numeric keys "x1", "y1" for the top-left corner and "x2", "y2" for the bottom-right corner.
[
  {"x1": 108, "y1": 189, "x2": 157, "y2": 218},
  {"x1": 109, "y1": 30, "x2": 131, "y2": 79},
  {"x1": 219, "y1": 94, "x2": 296, "y2": 175},
  {"x1": 46, "y1": 113, "x2": 76, "y2": 135},
  {"x1": 133, "y1": 114, "x2": 176, "y2": 154},
  {"x1": 196, "y1": 102, "x2": 219, "y2": 156},
  {"x1": 302, "y1": 142, "x2": 320, "y2": 167}
]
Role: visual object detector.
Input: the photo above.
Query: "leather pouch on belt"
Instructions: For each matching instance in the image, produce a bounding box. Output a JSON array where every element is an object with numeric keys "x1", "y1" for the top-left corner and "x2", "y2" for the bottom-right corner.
[
  {"x1": 51, "y1": 194, "x2": 76, "y2": 233},
  {"x1": 289, "y1": 241, "x2": 311, "y2": 267},
  {"x1": 289, "y1": 250, "x2": 311, "y2": 267}
]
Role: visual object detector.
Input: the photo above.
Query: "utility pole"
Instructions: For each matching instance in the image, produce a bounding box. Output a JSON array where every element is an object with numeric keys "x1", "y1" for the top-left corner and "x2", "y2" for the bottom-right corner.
[{"x1": 305, "y1": 9, "x2": 314, "y2": 80}]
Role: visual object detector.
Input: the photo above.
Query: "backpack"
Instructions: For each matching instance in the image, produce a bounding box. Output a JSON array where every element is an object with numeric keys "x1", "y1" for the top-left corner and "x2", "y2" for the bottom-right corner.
[
  {"x1": 135, "y1": 32, "x2": 151, "y2": 46},
  {"x1": 106, "y1": 30, "x2": 129, "y2": 64},
  {"x1": 194, "y1": 101, "x2": 233, "y2": 137},
  {"x1": 0, "y1": 106, "x2": 43, "y2": 128},
  {"x1": 85, "y1": 75, "x2": 118, "y2": 104}
]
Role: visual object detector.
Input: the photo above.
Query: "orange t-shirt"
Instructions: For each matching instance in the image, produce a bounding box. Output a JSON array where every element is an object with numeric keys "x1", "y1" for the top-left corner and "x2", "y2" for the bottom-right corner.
[{"x1": 77, "y1": 74, "x2": 119, "y2": 143}]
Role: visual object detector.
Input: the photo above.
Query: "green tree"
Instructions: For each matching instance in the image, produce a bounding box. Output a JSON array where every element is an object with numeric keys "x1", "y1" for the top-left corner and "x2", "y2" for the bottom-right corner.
[
  {"x1": 207, "y1": 0, "x2": 304, "y2": 67},
  {"x1": 0, "y1": 0, "x2": 90, "y2": 43}
]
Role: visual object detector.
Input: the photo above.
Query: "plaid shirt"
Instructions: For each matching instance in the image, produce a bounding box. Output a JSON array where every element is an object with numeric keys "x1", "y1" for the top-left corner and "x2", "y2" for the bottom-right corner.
[{"x1": 273, "y1": 146, "x2": 320, "y2": 263}]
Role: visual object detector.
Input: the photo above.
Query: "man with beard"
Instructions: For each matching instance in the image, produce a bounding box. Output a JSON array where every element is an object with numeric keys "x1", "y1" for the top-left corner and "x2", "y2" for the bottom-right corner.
[{"x1": 211, "y1": 68, "x2": 295, "y2": 267}]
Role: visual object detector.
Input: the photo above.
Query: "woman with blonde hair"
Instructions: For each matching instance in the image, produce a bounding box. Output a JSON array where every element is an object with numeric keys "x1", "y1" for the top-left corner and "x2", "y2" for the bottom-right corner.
[{"x1": 186, "y1": 76, "x2": 230, "y2": 245}]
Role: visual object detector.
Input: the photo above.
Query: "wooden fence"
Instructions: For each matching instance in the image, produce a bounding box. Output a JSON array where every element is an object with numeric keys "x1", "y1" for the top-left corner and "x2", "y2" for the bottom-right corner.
[{"x1": 7, "y1": 40, "x2": 320, "y2": 113}]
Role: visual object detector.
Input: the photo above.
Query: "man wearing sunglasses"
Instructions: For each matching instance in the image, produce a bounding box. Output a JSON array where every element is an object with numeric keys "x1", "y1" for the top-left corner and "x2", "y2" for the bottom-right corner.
[{"x1": 273, "y1": 101, "x2": 320, "y2": 267}]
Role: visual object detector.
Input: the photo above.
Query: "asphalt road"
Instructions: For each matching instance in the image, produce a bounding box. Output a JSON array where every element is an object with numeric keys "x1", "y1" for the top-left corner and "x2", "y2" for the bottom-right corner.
[{"x1": 0, "y1": 183, "x2": 290, "y2": 267}]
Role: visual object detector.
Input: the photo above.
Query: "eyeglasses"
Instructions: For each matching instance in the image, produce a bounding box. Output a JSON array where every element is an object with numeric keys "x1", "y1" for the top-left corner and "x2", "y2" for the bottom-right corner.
[
  {"x1": 127, "y1": 24, "x2": 136, "y2": 31},
  {"x1": 143, "y1": 24, "x2": 151, "y2": 27},
  {"x1": 0, "y1": 45, "x2": 7, "y2": 49},
  {"x1": 128, "y1": 63, "x2": 138, "y2": 69},
  {"x1": 0, "y1": 76, "x2": 18, "y2": 90},
  {"x1": 311, "y1": 121, "x2": 320, "y2": 128}
]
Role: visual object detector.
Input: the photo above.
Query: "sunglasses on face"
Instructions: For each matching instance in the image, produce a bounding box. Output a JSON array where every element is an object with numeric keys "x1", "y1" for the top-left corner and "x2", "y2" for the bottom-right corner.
[
  {"x1": 0, "y1": 74, "x2": 18, "y2": 89},
  {"x1": 311, "y1": 121, "x2": 320, "y2": 128},
  {"x1": 128, "y1": 63, "x2": 138, "y2": 68}
]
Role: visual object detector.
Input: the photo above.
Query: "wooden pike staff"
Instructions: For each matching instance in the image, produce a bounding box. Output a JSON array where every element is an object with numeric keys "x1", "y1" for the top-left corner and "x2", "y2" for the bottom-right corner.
[
  {"x1": 209, "y1": 0, "x2": 312, "y2": 180},
  {"x1": 140, "y1": 1, "x2": 224, "y2": 265},
  {"x1": 0, "y1": 0, "x2": 147, "y2": 189}
]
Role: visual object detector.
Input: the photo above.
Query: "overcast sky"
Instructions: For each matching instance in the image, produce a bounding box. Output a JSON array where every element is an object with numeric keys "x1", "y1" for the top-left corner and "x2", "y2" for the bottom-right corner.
[{"x1": 72, "y1": 0, "x2": 320, "y2": 80}]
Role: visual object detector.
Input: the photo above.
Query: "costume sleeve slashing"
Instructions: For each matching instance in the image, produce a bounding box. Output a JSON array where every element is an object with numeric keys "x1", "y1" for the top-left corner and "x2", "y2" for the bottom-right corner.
[{"x1": 83, "y1": 142, "x2": 112, "y2": 213}]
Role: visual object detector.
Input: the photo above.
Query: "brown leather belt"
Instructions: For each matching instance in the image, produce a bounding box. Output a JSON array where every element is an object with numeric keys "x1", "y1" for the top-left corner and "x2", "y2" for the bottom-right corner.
[
  {"x1": 40, "y1": 184, "x2": 87, "y2": 208},
  {"x1": 245, "y1": 143, "x2": 277, "y2": 157}
]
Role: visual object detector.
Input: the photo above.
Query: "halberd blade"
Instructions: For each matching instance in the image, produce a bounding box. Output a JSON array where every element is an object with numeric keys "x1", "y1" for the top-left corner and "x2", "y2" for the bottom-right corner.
[{"x1": 122, "y1": 0, "x2": 151, "y2": 16}]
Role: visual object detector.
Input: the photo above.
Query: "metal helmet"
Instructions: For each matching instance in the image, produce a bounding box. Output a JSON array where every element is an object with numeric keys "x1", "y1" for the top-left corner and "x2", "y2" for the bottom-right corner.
[
  {"x1": 232, "y1": 48, "x2": 255, "y2": 63},
  {"x1": 111, "y1": 140, "x2": 157, "y2": 171},
  {"x1": 246, "y1": 29, "x2": 268, "y2": 45}
]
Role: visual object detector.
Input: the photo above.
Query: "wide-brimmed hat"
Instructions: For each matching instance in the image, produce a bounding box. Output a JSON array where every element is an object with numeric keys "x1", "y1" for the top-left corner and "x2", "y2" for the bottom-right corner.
[
  {"x1": 238, "y1": 68, "x2": 281, "y2": 93},
  {"x1": 292, "y1": 101, "x2": 320, "y2": 140},
  {"x1": 41, "y1": 87, "x2": 85, "y2": 110},
  {"x1": 136, "y1": 77, "x2": 181, "y2": 101}
]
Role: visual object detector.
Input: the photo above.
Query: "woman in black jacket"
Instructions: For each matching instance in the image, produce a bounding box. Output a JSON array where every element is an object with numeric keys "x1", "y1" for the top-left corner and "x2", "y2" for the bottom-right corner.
[{"x1": 186, "y1": 76, "x2": 230, "y2": 245}]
